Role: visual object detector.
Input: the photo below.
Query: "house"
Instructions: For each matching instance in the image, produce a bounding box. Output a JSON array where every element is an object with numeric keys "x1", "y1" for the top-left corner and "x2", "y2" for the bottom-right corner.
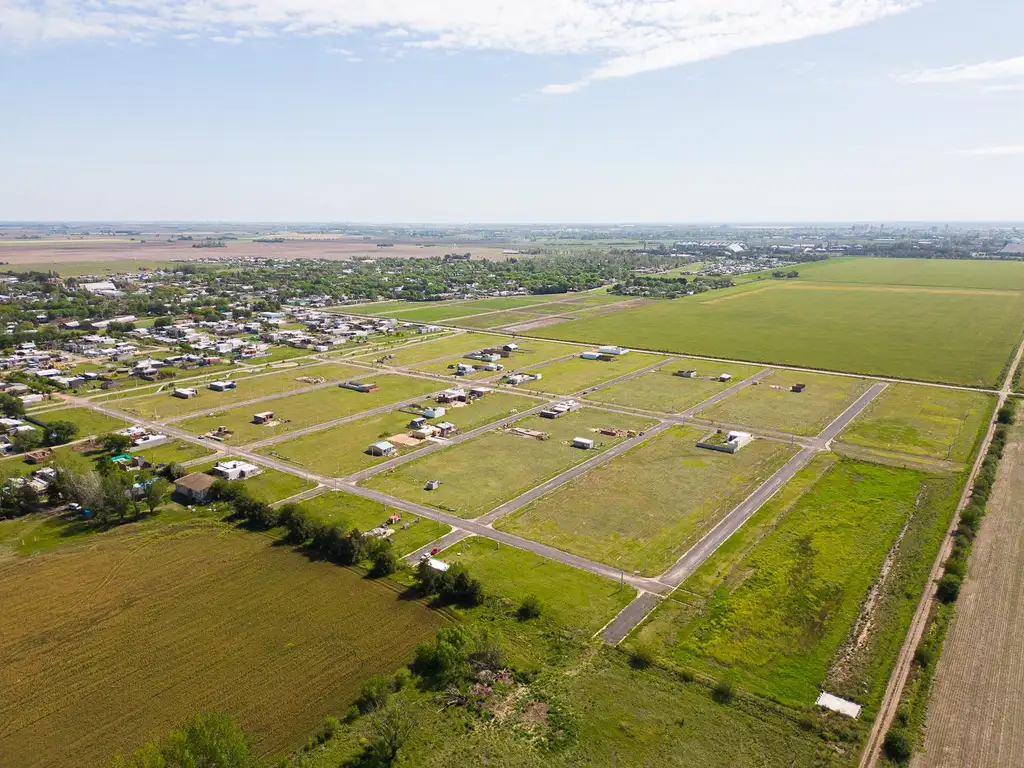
[
  {"x1": 174, "y1": 472, "x2": 217, "y2": 503},
  {"x1": 209, "y1": 380, "x2": 237, "y2": 392},
  {"x1": 424, "y1": 406, "x2": 446, "y2": 419},
  {"x1": 411, "y1": 425, "x2": 440, "y2": 440},
  {"x1": 465, "y1": 351, "x2": 501, "y2": 363},
  {"x1": 132, "y1": 434, "x2": 168, "y2": 448},
  {"x1": 455, "y1": 363, "x2": 476, "y2": 376},
  {"x1": 581, "y1": 351, "x2": 603, "y2": 361},
  {"x1": 173, "y1": 388, "x2": 198, "y2": 399},
  {"x1": 367, "y1": 441, "x2": 397, "y2": 457},
  {"x1": 340, "y1": 380, "x2": 379, "y2": 393},
  {"x1": 598, "y1": 345, "x2": 629, "y2": 356},
  {"x1": 425, "y1": 479, "x2": 441, "y2": 491},
  {"x1": 540, "y1": 400, "x2": 581, "y2": 419},
  {"x1": 212, "y1": 460, "x2": 262, "y2": 480},
  {"x1": 437, "y1": 388, "x2": 467, "y2": 404},
  {"x1": 25, "y1": 448, "x2": 54, "y2": 464},
  {"x1": 468, "y1": 387, "x2": 491, "y2": 400},
  {"x1": 572, "y1": 437, "x2": 595, "y2": 450},
  {"x1": 435, "y1": 422, "x2": 457, "y2": 437},
  {"x1": 409, "y1": 416, "x2": 427, "y2": 429},
  {"x1": 503, "y1": 343, "x2": 519, "y2": 352},
  {"x1": 253, "y1": 411, "x2": 275, "y2": 424}
]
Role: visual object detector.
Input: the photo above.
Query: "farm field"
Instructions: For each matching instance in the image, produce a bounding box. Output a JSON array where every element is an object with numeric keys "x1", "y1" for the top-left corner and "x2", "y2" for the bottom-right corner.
[
  {"x1": 29, "y1": 407, "x2": 128, "y2": 439},
  {"x1": 111, "y1": 363, "x2": 356, "y2": 419},
  {"x1": 518, "y1": 352, "x2": 671, "y2": 395},
  {"x1": 441, "y1": 536, "x2": 637, "y2": 635},
  {"x1": 536, "y1": 281, "x2": 1024, "y2": 386},
  {"x1": 413, "y1": 338, "x2": 582, "y2": 377},
  {"x1": 634, "y1": 460, "x2": 957, "y2": 709},
  {"x1": 354, "y1": 332, "x2": 499, "y2": 367},
  {"x1": 771, "y1": 256, "x2": 1024, "y2": 290},
  {"x1": 296, "y1": 491, "x2": 451, "y2": 556},
  {"x1": 837, "y1": 383, "x2": 994, "y2": 464},
  {"x1": 589, "y1": 362, "x2": 764, "y2": 414},
  {"x1": 260, "y1": 391, "x2": 531, "y2": 477},
  {"x1": 362, "y1": 408, "x2": 657, "y2": 519},
  {"x1": 698, "y1": 369, "x2": 872, "y2": 436},
  {"x1": 0, "y1": 523, "x2": 446, "y2": 767},
  {"x1": 178, "y1": 373, "x2": 440, "y2": 444},
  {"x1": 189, "y1": 457, "x2": 316, "y2": 503},
  {"x1": 499, "y1": 427, "x2": 797, "y2": 575}
]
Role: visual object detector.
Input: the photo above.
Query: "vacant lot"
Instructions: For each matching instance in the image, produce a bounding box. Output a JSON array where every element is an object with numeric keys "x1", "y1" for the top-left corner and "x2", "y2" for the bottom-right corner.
[
  {"x1": 355, "y1": 332, "x2": 500, "y2": 367},
  {"x1": 775, "y1": 257, "x2": 1024, "y2": 291},
  {"x1": 453, "y1": 310, "x2": 550, "y2": 330},
  {"x1": 518, "y1": 352, "x2": 671, "y2": 395},
  {"x1": 589, "y1": 363, "x2": 764, "y2": 414},
  {"x1": 260, "y1": 391, "x2": 531, "y2": 477},
  {"x1": 414, "y1": 338, "x2": 581, "y2": 377},
  {"x1": 31, "y1": 407, "x2": 128, "y2": 439},
  {"x1": 189, "y1": 457, "x2": 316, "y2": 503},
  {"x1": 699, "y1": 369, "x2": 871, "y2": 436},
  {"x1": 500, "y1": 427, "x2": 796, "y2": 575},
  {"x1": 130, "y1": 439, "x2": 215, "y2": 465},
  {"x1": 362, "y1": 408, "x2": 656, "y2": 519},
  {"x1": 0, "y1": 524, "x2": 446, "y2": 766},
  {"x1": 838, "y1": 383, "x2": 994, "y2": 463},
  {"x1": 442, "y1": 537, "x2": 636, "y2": 634},
  {"x1": 179, "y1": 374, "x2": 440, "y2": 444},
  {"x1": 113, "y1": 363, "x2": 358, "y2": 420},
  {"x1": 297, "y1": 491, "x2": 450, "y2": 555},
  {"x1": 537, "y1": 281, "x2": 1024, "y2": 386}
]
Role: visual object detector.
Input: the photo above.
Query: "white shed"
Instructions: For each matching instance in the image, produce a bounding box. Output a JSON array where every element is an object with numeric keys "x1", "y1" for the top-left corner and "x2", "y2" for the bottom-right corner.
[{"x1": 572, "y1": 437, "x2": 595, "y2": 450}]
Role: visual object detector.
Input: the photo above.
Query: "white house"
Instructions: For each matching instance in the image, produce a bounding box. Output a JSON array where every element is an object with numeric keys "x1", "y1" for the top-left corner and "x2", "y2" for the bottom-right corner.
[
  {"x1": 173, "y1": 388, "x2": 198, "y2": 399},
  {"x1": 424, "y1": 406, "x2": 446, "y2": 419},
  {"x1": 212, "y1": 460, "x2": 262, "y2": 480},
  {"x1": 368, "y1": 441, "x2": 397, "y2": 457}
]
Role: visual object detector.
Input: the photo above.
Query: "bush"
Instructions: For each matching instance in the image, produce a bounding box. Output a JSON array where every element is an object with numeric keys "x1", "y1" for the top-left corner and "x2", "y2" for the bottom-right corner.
[
  {"x1": 517, "y1": 595, "x2": 542, "y2": 621},
  {"x1": 165, "y1": 462, "x2": 187, "y2": 480},
  {"x1": 884, "y1": 728, "x2": 913, "y2": 763},
  {"x1": 356, "y1": 676, "x2": 392, "y2": 715},
  {"x1": 629, "y1": 641, "x2": 655, "y2": 669},
  {"x1": 284, "y1": 508, "x2": 316, "y2": 543},
  {"x1": 370, "y1": 546, "x2": 400, "y2": 578},
  {"x1": 914, "y1": 644, "x2": 936, "y2": 670},
  {"x1": 943, "y1": 556, "x2": 967, "y2": 579},
  {"x1": 712, "y1": 679, "x2": 734, "y2": 704},
  {"x1": 936, "y1": 573, "x2": 962, "y2": 603}
]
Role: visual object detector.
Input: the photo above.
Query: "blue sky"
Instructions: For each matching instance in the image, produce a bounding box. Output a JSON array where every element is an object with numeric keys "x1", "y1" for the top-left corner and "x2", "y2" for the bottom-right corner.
[{"x1": 1, "y1": 0, "x2": 1022, "y2": 223}]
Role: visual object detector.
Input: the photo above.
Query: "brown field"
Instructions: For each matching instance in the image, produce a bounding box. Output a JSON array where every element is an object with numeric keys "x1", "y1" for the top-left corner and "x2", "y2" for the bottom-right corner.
[
  {"x1": 0, "y1": 522, "x2": 446, "y2": 766},
  {"x1": 914, "y1": 422, "x2": 1024, "y2": 767}
]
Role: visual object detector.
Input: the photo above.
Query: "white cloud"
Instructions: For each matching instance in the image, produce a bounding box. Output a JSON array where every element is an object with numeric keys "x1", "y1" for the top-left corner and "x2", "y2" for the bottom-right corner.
[
  {"x1": 983, "y1": 83, "x2": 1024, "y2": 93},
  {"x1": 955, "y1": 145, "x2": 1024, "y2": 157},
  {"x1": 902, "y1": 55, "x2": 1024, "y2": 84},
  {"x1": 1, "y1": 0, "x2": 922, "y2": 90},
  {"x1": 326, "y1": 46, "x2": 355, "y2": 56}
]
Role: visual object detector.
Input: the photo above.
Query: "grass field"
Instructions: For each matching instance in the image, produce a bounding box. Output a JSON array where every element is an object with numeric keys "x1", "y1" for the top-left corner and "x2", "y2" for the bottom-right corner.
[
  {"x1": 441, "y1": 536, "x2": 637, "y2": 634},
  {"x1": 296, "y1": 491, "x2": 451, "y2": 556},
  {"x1": 0, "y1": 523, "x2": 446, "y2": 766},
  {"x1": 589, "y1": 362, "x2": 764, "y2": 414},
  {"x1": 635, "y1": 460, "x2": 938, "y2": 708},
  {"x1": 536, "y1": 280, "x2": 1024, "y2": 386},
  {"x1": 178, "y1": 373, "x2": 440, "y2": 444},
  {"x1": 499, "y1": 427, "x2": 796, "y2": 575},
  {"x1": 129, "y1": 439, "x2": 215, "y2": 465},
  {"x1": 518, "y1": 352, "x2": 671, "y2": 395},
  {"x1": 770, "y1": 257, "x2": 1024, "y2": 291},
  {"x1": 355, "y1": 332, "x2": 500, "y2": 367},
  {"x1": 112, "y1": 363, "x2": 358, "y2": 419},
  {"x1": 837, "y1": 383, "x2": 995, "y2": 463},
  {"x1": 189, "y1": 457, "x2": 316, "y2": 503},
  {"x1": 30, "y1": 407, "x2": 128, "y2": 439},
  {"x1": 413, "y1": 338, "x2": 582, "y2": 377},
  {"x1": 452, "y1": 310, "x2": 543, "y2": 329},
  {"x1": 362, "y1": 408, "x2": 657, "y2": 519},
  {"x1": 698, "y1": 369, "x2": 872, "y2": 436},
  {"x1": 259, "y1": 391, "x2": 532, "y2": 477}
]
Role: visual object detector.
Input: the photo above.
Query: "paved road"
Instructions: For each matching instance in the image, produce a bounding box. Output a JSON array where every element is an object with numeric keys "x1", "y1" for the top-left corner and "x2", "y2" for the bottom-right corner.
[
  {"x1": 601, "y1": 592, "x2": 664, "y2": 644},
  {"x1": 404, "y1": 529, "x2": 474, "y2": 564},
  {"x1": 816, "y1": 381, "x2": 889, "y2": 446},
  {"x1": 679, "y1": 368, "x2": 774, "y2": 418}
]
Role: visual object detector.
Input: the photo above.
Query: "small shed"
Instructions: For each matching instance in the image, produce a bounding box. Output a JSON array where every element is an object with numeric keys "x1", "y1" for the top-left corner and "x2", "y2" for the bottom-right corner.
[
  {"x1": 424, "y1": 406, "x2": 446, "y2": 419},
  {"x1": 503, "y1": 343, "x2": 519, "y2": 352},
  {"x1": 792, "y1": 383, "x2": 806, "y2": 393},
  {"x1": 425, "y1": 479, "x2": 441, "y2": 491},
  {"x1": 718, "y1": 374, "x2": 733, "y2": 382},
  {"x1": 581, "y1": 351, "x2": 602, "y2": 361},
  {"x1": 253, "y1": 411, "x2": 275, "y2": 424},
  {"x1": 435, "y1": 421, "x2": 457, "y2": 437},
  {"x1": 173, "y1": 388, "x2": 198, "y2": 399},
  {"x1": 572, "y1": 437, "x2": 595, "y2": 450},
  {"x1": 674, "y1": 370, "x2": 698, "y2": 378},
  {"x1": 368, "y1": 441, "x2": 397, "y2": 457}
]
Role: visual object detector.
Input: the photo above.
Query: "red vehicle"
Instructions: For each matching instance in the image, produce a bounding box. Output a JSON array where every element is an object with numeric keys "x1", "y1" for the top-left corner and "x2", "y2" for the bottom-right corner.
[{"x1": 430, "y1": 547, "x2": 441, "y2": 556}]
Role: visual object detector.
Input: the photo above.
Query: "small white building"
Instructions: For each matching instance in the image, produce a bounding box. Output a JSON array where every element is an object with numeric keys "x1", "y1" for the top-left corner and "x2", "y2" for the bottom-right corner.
[
  {"x1": 368, "y1": 441, "x2": 397, "y2": 457},
  {"x1": 718, "y1": 374, "x2": 733, "y2": 382},
  {"x1": 252, "y1": 411, "x2": 275, "y2": 424},
  {"x1": 572, "y1": 437, "x2": 595, "y2": 450},
  {"x1": 581, "y1": 351, "x2": 602, "y2": 360},
  {"x1": 212, "y1": 460, "x2": 262, "y2": 480},
  {"x1": 503, "y1": 343, "x2": 519, "y2": 352},
  {"x1": 173, "y1": 388, "x2": 198, "y2": 399},
  {"x1": 598, "y1": 345, "x2": 629, "y2": 356},
  {"x1": 424, "y1": 406, "x2": 446, "y2": 419},
  {"x1": 209, "y1": 380, "x2": 237, "y2": 392}
]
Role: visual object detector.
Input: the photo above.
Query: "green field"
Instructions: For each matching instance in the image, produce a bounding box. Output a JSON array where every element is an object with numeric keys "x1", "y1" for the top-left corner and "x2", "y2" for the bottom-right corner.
[
  {"x1": 518, "y1": 352, "x2": 671, "y2": 395},
  {"x1": 499, "y1": 427, "x2": 796, "y2": 575},
  {"x1": 178, "y1": 373, "x2": 440, "y2": 444},
  {"x1": 112, "y1": 363, "x2": 357, "y2": 419},
  {"x1": 414, "y1": 338, "x2": 582, "y2": 377},
  {"x1": 130, "y1": 439, "x2": 216, "y2": 465},
  {"x1": 296, "y1": 491, "x2": 451, "y2": 556},
  {"x1": 189, "y1": 457, "x2": 316, "y2": 503},
  {"x1": 635, "y1": 460, "x2": 938, "y2": 708},
  {"x1": 451, "y1": 310, "x2": 541, "y2": 329},
  {"x1": 699, "y1": 369, "x2": 871, "y2": 436},
  {"x1": 771, "y1": 256, "x2": 1024, "y2": 290},
  {"x1": 837, "y1": 383, "x2": 994, "y2": 463},
  {"x1": 362, "y1": 408, "x2": 657, "y2": 519},
  {"x1": 355, "y1": 332, "x2": 501, "y2": 367},
  {"x1": 537, "y1": 280, "x2": 1024, "y2": 386},
  {"x1": 30, "y1": 407, "x2": 128, "y2": 439},
  {"x1": 259, "y1": 391, "x2": 532, "y2": 477},
  {"x1": 589, "y1": 363, "x2": 764, "y2": 414},
  {"x1": 442, "y1": 537, "x2": 637, "y2": 634}
]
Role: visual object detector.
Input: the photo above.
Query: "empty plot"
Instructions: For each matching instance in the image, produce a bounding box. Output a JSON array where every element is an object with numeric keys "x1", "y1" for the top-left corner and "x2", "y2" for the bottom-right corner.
[
  {"x1": 361, "y1": 408, "x2": 657, "y2": 519},
  {"x1": 453, "y1": 311, "x2": 540, "y2": 329},
  {"x1": 699, "y1": 369, "x2": 871, "y2": 436},
  {"x1": 499, "y1": 427, "x2": 796, "y2": 576},
  {"x1": 259, "y1": 391, "x2": 532, "y2": 477},
  {"x1": 414, "y1": 338, "x2": 582, "y2": 377},
  {"x1": 0, "y1": 524, "x2": 445, "y2": 766},
  {"x1": 589, "y1": 363, "x2": 764, "y2": 414},
  {"x1": 130, "y1": 439, "x2": 215, "y2": 465},
  {"x1": 178, "y1": 373, "x2": 440, "y2": 444},
  {"x1": 838, "y1": 383, "x2": 994, "y2": 463},
  {"x1": 356, "y1": 332, "x2": 499, "y2": 367},
  {"x1": 518, "y1": 352, "x2": 671, "y2": 395},
  {"x1": 31, "y1": 407, "x2": 128, "y2": 439}
]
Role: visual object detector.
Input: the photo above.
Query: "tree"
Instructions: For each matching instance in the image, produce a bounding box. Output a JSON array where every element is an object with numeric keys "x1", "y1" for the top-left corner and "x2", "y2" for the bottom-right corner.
[
  {"x1": 883, "y1": 729, "x2": 913, "y2": 763},
  {"x1": 44, "y1": 420, "x2": 79, "y2": 446},
  {"x1": 356, "y1": 675, "x2": 392, "y2": 714},
  {"x1": 937, "y1": 573, "x2": 962, "y2": 603},
  {"x1": 110, "y1": 713, "x2": 258, "y2": 768},
  {"x1": 100, "y1": 472, "x2": 132, "y2": 522},
  {"x1": 371, "y1": 545, "x2": 400, "y2": 578},
  {"x1": 12, "y1": 429, "x2": 43, "y2": 454},
  {"x1": 101, "y1": 432, "x2": 133, "y2": 455},
  {"x1": 142, "y1": 477, "x2": 169, "y2": 516},
  {"x1": 0, "y1": 392, "x2": 25, "y2": 418},
  {"x1": 367, "y1": 702, "x2": 415, "y2": 765},
  {"x1": 165, "y1": 462, "x2": 188, "y2": 480}
]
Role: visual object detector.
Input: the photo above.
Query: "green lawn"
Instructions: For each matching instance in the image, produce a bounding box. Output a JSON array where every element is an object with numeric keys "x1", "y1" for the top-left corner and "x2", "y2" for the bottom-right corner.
[
  {"x1": 130, "y1": 439, "x2": 216, "y2": 466},
  {"x1": 361, "y1": 408, "x2": 657, "y2": 519},
  {"x1": 414, "y1": 338, "x2": 582, "y2": 377},
  {"x1": 259, "y1": 391, "x2": 532, "y2": 477},
  {"x1": 589, "y1": 363, "x2": 764, "y2": 414},
  {"x1": 191, "y1": 457, "x2": 316, "y2": 503},
  {"x1": 518, "y1": 352, "x2": 671, "y2": 395},
  {"x1": 441, "y1": 536, "x2": 637, "y2": 634},
  {"x1": 837, "y1": 383, "x2": 994, "y2": 463},
  {"x1": 297, "y1": 491, "x2": 450, "y2": 556},
  {"x1": 113, "y1": 363, "x2": 358, "y2": 420},
  {"x1": 178, "y1": 374, "x2": 440, "y2": 444},
  {"x1": 30, "y1": 407, "x2": 128, "y2": 440},
  {"x1": 699, "y1": 369, "x2": 871, "y2": 436},
  {"x1": 536, "y1": 280, "x2": 1024, "y2": 387},
  {"x1": 452, "y1": 311, "x2": 541, "y2": 329},
  {"x1": 355, "y1": 332, "x2": 501, "y2": 367},
  {"x1": 499, "y1": 427, "x2": 796, "y2": 576}
]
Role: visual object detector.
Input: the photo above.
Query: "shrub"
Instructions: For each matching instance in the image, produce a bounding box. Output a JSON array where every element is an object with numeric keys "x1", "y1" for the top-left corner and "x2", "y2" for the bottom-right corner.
[
  {"x1": 284, "y1": 508, "x2": 316, "y2": 543},
  {"x1": 936, "y1": 573, "x2": 962, "y2": 603},
  {"x1": 884, "y1": 729, "x2": 913, "y2": 763},
  {"x1": 629, "y1": 641, "x2": 655, "y2": 669},
  {"x1": 370, "y1": 546, "x2": 400, "y2": 578},
  {"x1": 712, "y1": 679, "x2": 734, "y2": 704},
  {"x1": 914, "y1": 644, "x2": 936, "y2": 670},
  {"x1": 943, "y1": 556, "x2": 967, "y2": 579},
  {"x1": 517, "y1": 595, "x2": 542, "y2": 621},
  {"x1": 356, "y1": 676, "x2": 392, "y2": 715}
]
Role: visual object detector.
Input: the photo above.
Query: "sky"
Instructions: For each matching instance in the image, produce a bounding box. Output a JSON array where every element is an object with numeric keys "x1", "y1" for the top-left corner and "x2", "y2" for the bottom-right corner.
[{"x1": 1, "y1": 0, "x2": 1022, "y2": 223}]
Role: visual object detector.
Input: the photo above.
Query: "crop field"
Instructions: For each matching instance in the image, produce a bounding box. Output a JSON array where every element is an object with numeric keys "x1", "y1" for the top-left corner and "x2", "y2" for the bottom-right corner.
[
  {"x1": 441, "y1": 536, "x2": 637, "y2": 634},
  {"x1": 837, "y1": 383, "x2": 994, "y2": 464},
  {"x1": 297, "y1": 491, "x2": 451, "y2": 556},
  {"x1": 189, "y1": 457, "x2": 316, "y2": 503},
  {"x1": 699, "y1": 369, "x2": 872, "y2": 436},
  {"x1": 0, "y1": 524, "x2": 446, "y2": 767},
  {"x1": 635, "y1": 460, "x2": 944, "y2": 708},
  {"x1": 260, "y1": 391, "x2": 531, "y2": 477},
  {"x1": 178, "y1": 373, "x2": 440, "y2": 444},
  {"x1": 362, "y1": 408, "x2": 657, "y2": 519},
  {"x1": 536, "y1": 281, "x2": 1024, "y2": 386},
  {"x1": 354, "y1": 332, "x2": 499, "y2": 367},
  {"x1": 772, "y1": 256, "x2": 1024, "y2": 291},
  {"x1": 31, "y1": 407, "x2": 128, "y2": 438},
  {"x1": 111, "y1": 363, "x2": 357, "y2": 419},
  {"x1": 518, "y1": 352, "x2": 671, "y2": 395},
  {"x1": 499, "y1": 427, "x2": 796, "y2": 575},
  {"x1": 588, "y1": 362, "x2": 764, "y2": 414},
  {"x1": 413, "y1": 338, "x2": 583, "y2": 377}
]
